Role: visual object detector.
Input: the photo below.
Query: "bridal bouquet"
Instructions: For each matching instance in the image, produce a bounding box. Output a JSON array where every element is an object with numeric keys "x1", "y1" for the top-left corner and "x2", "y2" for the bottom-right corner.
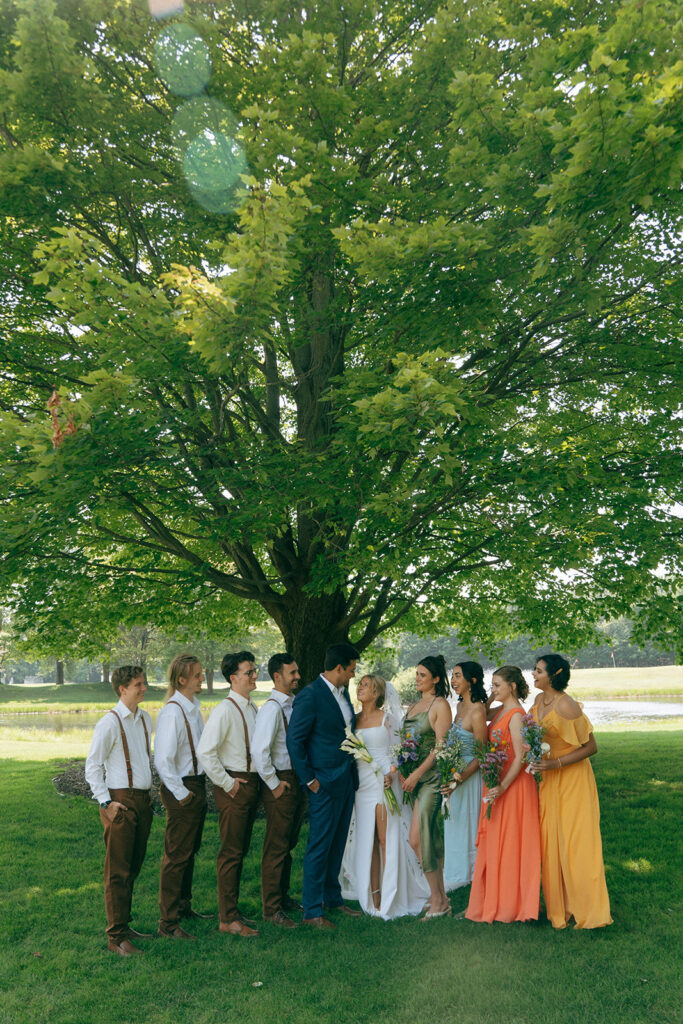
[
  {"x1": 474, "y1": 730, "x2": 509, "y2": 819},
  {"x1": 340, "y1": 727, "x2": 399, "y2": 815},
  {"x1": 435, "y1": 725, "x2": 466, "y2": 819},
  {"x1": 520, "y1": 713, "x2": 550, "y2": 776}
]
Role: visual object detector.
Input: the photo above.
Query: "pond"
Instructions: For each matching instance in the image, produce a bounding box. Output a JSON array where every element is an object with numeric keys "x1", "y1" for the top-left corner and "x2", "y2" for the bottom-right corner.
[{"x1": 1, "y1": 697, "x2": 682, "y2": 734}]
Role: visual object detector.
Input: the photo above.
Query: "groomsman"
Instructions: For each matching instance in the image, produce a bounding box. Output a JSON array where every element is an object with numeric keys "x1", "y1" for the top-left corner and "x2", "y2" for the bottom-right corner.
[
  {"x1": 252, "y1": 653, "x2": 305, "y2": 928},
  {"x1": 154, "y1": 654, "x2": 212, "y2": 940},
  {"x1": 197, "y1": 651, "x2": 261, "y2": 937},
  {"x1": 85, "y1": 666, "x2": 154, "y2": 956}
]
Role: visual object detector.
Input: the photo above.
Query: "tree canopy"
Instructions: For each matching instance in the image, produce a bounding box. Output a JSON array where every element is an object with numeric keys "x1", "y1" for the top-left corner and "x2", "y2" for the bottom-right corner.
[{"x1": 0, "y1": 0, "x2": 681, "y2": 681}]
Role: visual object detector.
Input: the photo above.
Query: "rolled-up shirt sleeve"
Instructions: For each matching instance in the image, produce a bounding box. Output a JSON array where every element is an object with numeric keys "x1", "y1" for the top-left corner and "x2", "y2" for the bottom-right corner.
[
  {"x1": 154, "y1": 706, "x2": 190, "y2": 801},
  {"x1": 251, "y1": 702, "x2": 280, "y2": 791},
  {"x1": 197, "y1": 704, "x2": 235, "y2": 793},
  {"x1": 85, "y1": 717, "x2": 116, "y2": 804}
]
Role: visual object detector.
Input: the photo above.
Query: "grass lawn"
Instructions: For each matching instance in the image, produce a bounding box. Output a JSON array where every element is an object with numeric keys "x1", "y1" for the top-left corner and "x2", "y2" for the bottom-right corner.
[
  {"x1": 567, "y1": 664, "x2": 683, "y2": 699},
  {"x1": 0, "y1": 730, "x2": 681, "y2": 1024},
  {"x1": 0, "y1": 681, "x2": 273, "y2": 715}
]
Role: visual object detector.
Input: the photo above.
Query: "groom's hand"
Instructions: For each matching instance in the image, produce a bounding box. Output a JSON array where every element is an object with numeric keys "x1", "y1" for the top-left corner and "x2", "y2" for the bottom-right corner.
[
  {"x1": 307, "y1": 779, "x2": 320, "y2": 794},
  {"x1": 272, "y1": 780, "x2": 291, "y2": 799}
]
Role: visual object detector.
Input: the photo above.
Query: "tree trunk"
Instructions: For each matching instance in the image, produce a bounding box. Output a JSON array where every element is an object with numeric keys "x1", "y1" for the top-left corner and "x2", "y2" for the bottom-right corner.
[
  {"x1": 55, "y1": 659, "x2": 64, "y2": 686},
  {"x1": 205, "y1": 664, "x2": 214, "y2": 694},
  {"x1": 271, "y1": 590, "x2": 356, "y2": 687},
  {"x1": 102, "y1": 661, "x2": 110, "y2": 687}
]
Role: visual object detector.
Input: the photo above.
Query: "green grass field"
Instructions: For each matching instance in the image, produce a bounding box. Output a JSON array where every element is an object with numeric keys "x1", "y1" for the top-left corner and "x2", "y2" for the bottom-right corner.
[{"x1": 0, "y1": 730, "x2": 681, "y2": 1024}]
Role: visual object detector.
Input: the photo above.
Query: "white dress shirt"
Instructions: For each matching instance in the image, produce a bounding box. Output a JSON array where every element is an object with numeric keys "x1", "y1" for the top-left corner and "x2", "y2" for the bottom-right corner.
[
  {"x1": 154, "y1": 691, "x2": 205, "y2": 801},
  {"x1": 251, "y1": 690, "x2": 294, "y2": 791},
  {"x1": 85, "y1": 700, "x2": 153, "y2": 804},
  {"x1": 324, "y1": 677, "x2": 353, "y2": 726},
  {"x1": 196, "y1": 690, "x2": 257, "y2": 793}
]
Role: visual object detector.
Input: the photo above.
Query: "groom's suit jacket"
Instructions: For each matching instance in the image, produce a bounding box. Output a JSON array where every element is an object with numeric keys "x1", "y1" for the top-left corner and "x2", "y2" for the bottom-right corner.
[{"x1": 287, "y1": 676, "x2": 359, "y2": 793}]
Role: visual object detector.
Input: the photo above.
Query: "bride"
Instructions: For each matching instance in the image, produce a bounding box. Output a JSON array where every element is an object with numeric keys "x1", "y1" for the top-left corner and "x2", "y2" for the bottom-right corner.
[{"x1": 340, "y1": 674, "x2": 429, "y2": 919}]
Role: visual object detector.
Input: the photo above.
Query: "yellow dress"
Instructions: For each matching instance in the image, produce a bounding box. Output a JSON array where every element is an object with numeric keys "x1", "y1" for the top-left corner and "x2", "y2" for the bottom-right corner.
[{"x1": 533, "y1": 706, "x2": 612, "y2": 929}]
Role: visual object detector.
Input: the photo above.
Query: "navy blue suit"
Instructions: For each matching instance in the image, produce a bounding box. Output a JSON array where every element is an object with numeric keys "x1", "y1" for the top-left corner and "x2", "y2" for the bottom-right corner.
[{"x1": 286, "y1": 675, "x2": 357, "y2": 918}]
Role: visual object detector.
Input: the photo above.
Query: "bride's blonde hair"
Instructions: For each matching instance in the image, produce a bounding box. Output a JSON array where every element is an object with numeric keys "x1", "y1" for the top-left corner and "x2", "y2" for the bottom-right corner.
[{"x1": 361, "y1": 673, "x2": 386, "y2": 709}]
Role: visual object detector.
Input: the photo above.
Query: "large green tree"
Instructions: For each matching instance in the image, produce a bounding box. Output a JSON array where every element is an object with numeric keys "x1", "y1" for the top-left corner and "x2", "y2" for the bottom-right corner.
[{"x1": 0, "y1": 0, "x2": 681, "y2": 681}]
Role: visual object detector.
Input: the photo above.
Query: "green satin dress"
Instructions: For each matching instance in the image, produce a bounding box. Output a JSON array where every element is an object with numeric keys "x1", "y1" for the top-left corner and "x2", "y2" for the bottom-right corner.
[{"x1": 404, "y1": 709, "x2": 443, "y2": 873}]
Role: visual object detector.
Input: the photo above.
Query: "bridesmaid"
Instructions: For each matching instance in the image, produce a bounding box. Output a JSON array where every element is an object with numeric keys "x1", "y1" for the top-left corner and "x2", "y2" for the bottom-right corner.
[
  {"x1": 531, "y1": 653, "x2": 612, "y2": 929},
  {"x1": 466, "y1": 665, "x2": 541, "y2": 923},
  {"x1": 401, "y1": 655, "x2": 452, "y2": 919},
  {"x1": 443, "y1": 662, "x2": 487, "y2": 890}
]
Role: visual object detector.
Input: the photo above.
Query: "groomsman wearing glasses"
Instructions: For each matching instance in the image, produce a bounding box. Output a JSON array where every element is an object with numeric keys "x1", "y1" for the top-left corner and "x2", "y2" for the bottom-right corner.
[
  {"x1": 197, "y1": 651, "x2": 261, "y2": 937},
  {"x1": 252, "y1": 653, "x2": 305, "y2": 928},
  {"x1": 154, "y1": 653, "x2": 213, "y2": 940}
]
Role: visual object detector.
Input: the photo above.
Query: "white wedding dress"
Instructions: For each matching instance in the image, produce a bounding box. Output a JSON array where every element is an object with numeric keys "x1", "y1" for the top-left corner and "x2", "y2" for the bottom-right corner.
[{"x1": 340, "y1": 712, "x2": 429, "y2": 919}]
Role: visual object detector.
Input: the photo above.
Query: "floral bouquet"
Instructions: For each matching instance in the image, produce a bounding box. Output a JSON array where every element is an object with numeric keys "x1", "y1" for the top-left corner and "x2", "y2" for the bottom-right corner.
[
  {"x1": 341, "y1": 727, "x2": 399, "y2": 815},
  {"x1": 474, "y1": 730, "x2": 509, "y2": 818},
  {"x1": 520, "y1": 713, "x2": 550, "y2": 776},
  {"x1": 391, "y1": 724, "x2": 428, "y2": 806},
  {"x1": 435, "y1": 724, "x2": 466, "y2": 819}
]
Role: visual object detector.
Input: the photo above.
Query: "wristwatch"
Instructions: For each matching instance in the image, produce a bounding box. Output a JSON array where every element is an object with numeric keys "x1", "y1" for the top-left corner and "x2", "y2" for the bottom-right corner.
[{"x1": 100, "y1": 800, "x2": 111, "y2": 809}]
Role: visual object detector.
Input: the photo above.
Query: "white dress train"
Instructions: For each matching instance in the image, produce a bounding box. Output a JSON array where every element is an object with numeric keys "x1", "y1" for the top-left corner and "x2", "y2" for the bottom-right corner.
[{"x1": 340, "y1": 714, "x2": 429, "y2": 919}]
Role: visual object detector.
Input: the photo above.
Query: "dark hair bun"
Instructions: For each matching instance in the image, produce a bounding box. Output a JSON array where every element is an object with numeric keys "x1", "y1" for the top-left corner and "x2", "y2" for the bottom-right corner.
[{"x1": 538, "y1": 653, "x2": 571, "y2": 691}]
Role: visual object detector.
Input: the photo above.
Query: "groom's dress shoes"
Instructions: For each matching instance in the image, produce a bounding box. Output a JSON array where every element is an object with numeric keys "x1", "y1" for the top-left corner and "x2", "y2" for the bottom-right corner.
[
  {"x1": 108, "y1": 938, "x2": 144, "y2": 956},
  {"x1": 264, "y1": 910, "x2": 298, "y2": 929},
  {"x1": 328, "y1": 903, "x2": 362, "y2": 918},
  {"x1": 219, "y1": 920, "x2": 259, "y2": 937},
  {"x1": 303, "y1": 916, "x2": 335, "y2": 930}
]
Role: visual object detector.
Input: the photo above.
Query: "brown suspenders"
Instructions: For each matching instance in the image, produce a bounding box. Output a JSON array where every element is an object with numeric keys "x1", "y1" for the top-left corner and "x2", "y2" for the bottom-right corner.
[
  {"x1": 266, "y1": 698, "x2": 289, "y2": 734},
  {"x1": 108, "y1": 709, "x2": 151, "y2": 788},
  {"x1": 226, "y1": 696, "x2": 253, "y2": 771},
  {"x1": 167, "y1": 700, "x2": 199, "y2": 775}
]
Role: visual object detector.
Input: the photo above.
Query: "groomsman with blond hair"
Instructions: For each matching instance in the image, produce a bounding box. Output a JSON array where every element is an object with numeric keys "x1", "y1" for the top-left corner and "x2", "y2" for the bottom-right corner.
[{"x1": 154, "y1": 653, "x2": 213, "y2": 940}]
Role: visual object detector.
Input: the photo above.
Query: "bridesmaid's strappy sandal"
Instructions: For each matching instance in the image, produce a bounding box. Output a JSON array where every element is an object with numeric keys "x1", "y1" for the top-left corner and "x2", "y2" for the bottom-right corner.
[{"x1": 422, "y1": 905, "x2": 452, "y2": 920}]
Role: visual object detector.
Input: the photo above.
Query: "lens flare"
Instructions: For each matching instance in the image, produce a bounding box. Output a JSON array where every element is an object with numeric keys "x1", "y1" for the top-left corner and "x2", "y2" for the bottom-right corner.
[
  {"x1": 153, "y1": 23, "x2": 211, "y2": 97},
  {"x1": 148, "y1": 0, "x2": 185, "y2": 20},
  {"x1": 173, "y1": 98, "x2": 247, "y2": 214}
]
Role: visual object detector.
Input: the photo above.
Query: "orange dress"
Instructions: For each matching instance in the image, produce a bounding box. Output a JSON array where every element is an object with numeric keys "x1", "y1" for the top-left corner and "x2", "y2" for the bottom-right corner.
[
  {"x1": 532, "y1": 705, "x2": 612, "y2": 929},
  {"x1": 466, "y1": 707, "x2": 541, "y2": 923}
]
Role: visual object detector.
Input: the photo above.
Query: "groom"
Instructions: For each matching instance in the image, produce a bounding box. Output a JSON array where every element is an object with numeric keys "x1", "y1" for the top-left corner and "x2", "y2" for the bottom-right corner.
[{"x1": 286, "y1": 642, "x2": 361, "y2": 928}]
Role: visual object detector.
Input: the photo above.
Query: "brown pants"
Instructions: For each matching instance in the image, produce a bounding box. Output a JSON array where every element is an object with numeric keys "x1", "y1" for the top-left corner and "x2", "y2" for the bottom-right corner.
[
  {"x1": 213, "y1": 773, "x2": 261, "y2": 924},
  {"x1": 158, "y1": 776, "x2": 207, "y2": 929},
  {"x1": 261, "y1": 769, "x2": 305, "y2": 917},
  {"x1": 100, "y1": 788, "x2": 153, "y2": 943}
]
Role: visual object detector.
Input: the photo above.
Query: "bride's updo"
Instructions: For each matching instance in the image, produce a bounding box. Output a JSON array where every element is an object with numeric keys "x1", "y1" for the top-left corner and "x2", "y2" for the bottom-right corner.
[
  {"x1": 363, "y1": 674, "x2": 386, "y2": 709},
  {"x1": 418, "y1": 654, "x2": 451, "y2": 699}
]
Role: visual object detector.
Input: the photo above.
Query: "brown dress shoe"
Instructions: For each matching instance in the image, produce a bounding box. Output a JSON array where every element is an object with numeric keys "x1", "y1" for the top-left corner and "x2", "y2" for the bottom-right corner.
[
  {"x1": 264, "y1": 910, "x2": 297, "y2": 929},
  {"x1": 302, "y1": 916, "x2": 335, "y2": 930},
  {"x1": 236, "y1": 912, "x2": 257, "y2": 927},
  {"x1": 219, "y1": 920, "x2": 259, "y2": 937},
  {"x1": 181, "y1": 908, "x2": 215, "y2": 920},
  {"x1": 108, "y1": 938, "x2": 144, "y2": 956},
  {"x1": 158, "y1": 924, "x2": 196, "y2": 940},
  {"x1": 282, "y1": 896, "x2": 303, "y2": 912},
  {"x1": 329, "y1": 904, "x2": 362, "y2": 918},
  {"x1": 126, "y1": 927, "x2": 154, "y2": 940}
]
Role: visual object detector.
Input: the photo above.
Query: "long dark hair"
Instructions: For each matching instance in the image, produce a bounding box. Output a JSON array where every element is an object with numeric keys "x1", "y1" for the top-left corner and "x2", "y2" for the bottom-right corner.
[
  {"x1": 418, "y1": 654, "x2": 451, "y2": 699},
  {"x1": 455, "y1": 661, "x2": 487, "y2": 704}
]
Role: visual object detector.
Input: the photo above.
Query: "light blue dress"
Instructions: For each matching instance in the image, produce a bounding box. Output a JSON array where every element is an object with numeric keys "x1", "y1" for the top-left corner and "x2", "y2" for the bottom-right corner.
[{"x1": 443, "y1": 720, "x2": 483, "y2": 891}]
